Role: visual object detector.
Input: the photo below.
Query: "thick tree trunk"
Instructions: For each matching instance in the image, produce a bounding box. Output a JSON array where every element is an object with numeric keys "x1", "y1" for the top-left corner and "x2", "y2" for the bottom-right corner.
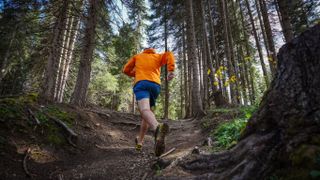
[
  {"x1": 174, "y1": 24, "x2": 320, "y2": 180},
  {"x1": 185, "y1": 0, "x2": 205, "y2": 118},
  {"x1": 71, "y1": 0, "x2": 98, "y2": 106}
]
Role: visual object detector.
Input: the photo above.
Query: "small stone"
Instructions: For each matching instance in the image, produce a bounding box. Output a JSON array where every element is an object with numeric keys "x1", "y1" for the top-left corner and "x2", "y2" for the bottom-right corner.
[{"x1": 192, "y1": 146, "x2": 200, "y2": 154}]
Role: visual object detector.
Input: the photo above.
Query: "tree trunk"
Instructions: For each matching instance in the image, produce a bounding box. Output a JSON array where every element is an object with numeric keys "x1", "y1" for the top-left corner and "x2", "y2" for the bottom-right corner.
[
  {"x1": 164, "y1": 1, "x2": 169, "y2": 119},
  {"x1": 185, "y1": 0, "x2": 206, "y2": 118},
  {"x1": 0, "y1": 25, "x2": 17, "y2": 83},
  {"x1": 229, "y1": 0, "x2": 248, "y2": 105},
  {"x1": 173, "y1": 24, "x2": 320, "y2": 180},
  {"x1": 244, "y1": 0, "x2": 270, "y2": 87},
  {"x1": 238, "y1": 0, "x2": 256, "y2": 104},
  {"x1": 182, "y1": 23, "x2": 190, "y2": 118},
  {"x1": 55, "y1": 15, "x2": 73, "y2": 101},
  {"x1": 254, "y1": 0, "x2": 272, "y2": 74},
  {"x1": 259, "y1": 0, "x2": 277, "y2": 75},
  {"x1": 276, "y1": 0, "x2": 294, "y2": 42},
  {"x1": 57, "y1": 15, "x2": 81, "y2": 102},
  {"x1": 71, "y1": 0, "x2": 98, "y2": 106},
  {"x1": 42, "y1": 0, "x2": 69, "y2": 102},
  {"x1": 219, "y1": 0, "x2": 237, "y2": 105},
  {"x1": 201, "y1": 0, "x2": 228, "y2": 107}
]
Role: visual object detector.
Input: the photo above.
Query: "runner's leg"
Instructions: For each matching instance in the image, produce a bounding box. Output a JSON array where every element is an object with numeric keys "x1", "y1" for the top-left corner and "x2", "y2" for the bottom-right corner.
[
  {"x1": 137, "y1": 98, "x2": 158, "y2": 131},
  {"x1": 137, "y1": 118, "x2": 149, "y2": 144}
]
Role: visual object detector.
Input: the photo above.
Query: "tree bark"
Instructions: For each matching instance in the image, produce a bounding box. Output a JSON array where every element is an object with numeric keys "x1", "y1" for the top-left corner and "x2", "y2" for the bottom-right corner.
[
  {"x1": 172, "y1": 24, "x2": 320, "y2": 180},
  {"x1": 201, "y1": 0, "x2": 228, "y2": 107},
  {"x1": 185, "y1": 0, "x2": 205, "y2": 118},
  {"x1": 182, "y1": 23, "x2": 190, "y2": 118},
  {"x1": 71, "y1": 0, "x2": 98, "y2": 106},
  {"x1": 0, "y1": 25, "x2": 17, "y2": 83},
  {"x1": 42, "y1": 0, "x2": 69, "y2": 102},
  {"x1": 55, "y1": 15, "x2": 73, "y2": 101},
  {"x1": 259, "y1": 0, "x2": 277, "y2": 75},
  {"x1": 219, "y1": 0, "x2": 237, "y2": 105},
  {"x1": 57, "y1": 15, "x2": 81, "y2": 102},
  {"x1": 164, "y1": 1, "x2": 169, "y2": 119},
  {"x1": 238, "y1": 0, "x2": 256, "y2": 104},
  {"x1": 244, "y1": 0, "x2": 270, "y2": 87},
  {"x1": 276, "y1": 0, "x2": 294, "y2": 42}
]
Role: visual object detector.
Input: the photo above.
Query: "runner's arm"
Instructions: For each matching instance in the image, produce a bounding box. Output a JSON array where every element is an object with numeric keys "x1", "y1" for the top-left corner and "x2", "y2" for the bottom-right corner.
[
  {"x1": 123, "y1": 57, "x2": 136, "y2": 77},
  {"x1": 161, "y1": 51, "x2": 175, "y2": 72}
]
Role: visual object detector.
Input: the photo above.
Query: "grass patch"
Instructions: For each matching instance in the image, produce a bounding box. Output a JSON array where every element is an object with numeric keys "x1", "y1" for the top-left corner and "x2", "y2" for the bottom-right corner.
[{"x1": 210, "y1": 105, "x2": 257, "y2": 151}]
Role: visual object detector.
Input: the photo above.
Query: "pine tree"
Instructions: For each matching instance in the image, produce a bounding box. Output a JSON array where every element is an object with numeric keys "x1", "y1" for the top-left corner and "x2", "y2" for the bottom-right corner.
[{"x1": 71, "y1": 0, "x2": 99, "y2": 106}]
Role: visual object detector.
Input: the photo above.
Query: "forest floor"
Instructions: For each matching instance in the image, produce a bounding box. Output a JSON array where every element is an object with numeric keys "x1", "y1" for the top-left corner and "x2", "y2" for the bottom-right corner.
[{"x1": 0, "y1": 98, "x2": 240, "y2": 180}]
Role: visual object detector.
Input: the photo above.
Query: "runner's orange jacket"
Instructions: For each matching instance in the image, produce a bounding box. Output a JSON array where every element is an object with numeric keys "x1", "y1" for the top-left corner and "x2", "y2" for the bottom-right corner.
[{"x1": 123, "y1": 48, "x2": 175, "y2": 85}]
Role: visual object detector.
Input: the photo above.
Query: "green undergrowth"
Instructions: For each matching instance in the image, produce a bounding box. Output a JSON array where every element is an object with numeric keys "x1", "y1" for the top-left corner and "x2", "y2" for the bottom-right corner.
[
  {"x1": 0, "y1": 93, "x2": 75, "y2": 145},
  {"x1": 0, "y1": 93, "x2": 38, "y2": 121},
  {"x1": 207, "y1": 106, "x2": 257, "y2": 151}
]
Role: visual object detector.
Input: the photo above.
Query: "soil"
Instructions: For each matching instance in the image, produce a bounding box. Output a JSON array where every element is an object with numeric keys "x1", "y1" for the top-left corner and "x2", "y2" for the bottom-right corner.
[{"x1": 0, "y1": 104, "x2": 232, "y2": 180}]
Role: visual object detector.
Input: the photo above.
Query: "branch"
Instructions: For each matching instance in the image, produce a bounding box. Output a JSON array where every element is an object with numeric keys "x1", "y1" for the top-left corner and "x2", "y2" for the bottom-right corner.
[{"x1": 27, "y1": 109, "x2": 41, "y2": 125}]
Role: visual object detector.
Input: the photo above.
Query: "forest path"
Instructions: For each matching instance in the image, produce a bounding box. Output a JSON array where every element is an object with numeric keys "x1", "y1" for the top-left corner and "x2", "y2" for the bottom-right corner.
[{"x1": 52, "y1": 108, "x2": 207, "y2": 180}]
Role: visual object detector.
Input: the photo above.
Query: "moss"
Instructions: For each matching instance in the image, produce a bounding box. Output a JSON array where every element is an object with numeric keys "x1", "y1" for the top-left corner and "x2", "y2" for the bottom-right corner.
[
  {"x1": 35, "y1": 111, "x2": 49, "y2": 123},
  {"x1": 0, "y1": 93, "x2": 39, "y2": 121},
  {"x1": 45, "y1": 122, "x2": 66, "y2": 145},
  {"x1": 0, "y1": 103, "x2": 24, "y2": 121},
  {"x1": 290, "y1": 145, "x2": 320, "y2": 168},
  {"x1": 45, "y1": 105, "x2": 75, "y2": 127},
  {"x1": 18, "y1": 93, "x2": 38, "y2": 104}
]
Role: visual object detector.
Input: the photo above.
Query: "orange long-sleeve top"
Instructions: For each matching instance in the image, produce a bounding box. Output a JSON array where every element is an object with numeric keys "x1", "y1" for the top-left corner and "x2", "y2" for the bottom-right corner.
[{"x1": 123, "y1": 48, "x2": 175, "y2": 85}]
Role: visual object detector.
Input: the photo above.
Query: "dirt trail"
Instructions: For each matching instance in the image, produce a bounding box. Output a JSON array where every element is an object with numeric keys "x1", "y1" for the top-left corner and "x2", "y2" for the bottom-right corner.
[{"x1": 12, "y1": 107, "x2": 208, "y2": 180}]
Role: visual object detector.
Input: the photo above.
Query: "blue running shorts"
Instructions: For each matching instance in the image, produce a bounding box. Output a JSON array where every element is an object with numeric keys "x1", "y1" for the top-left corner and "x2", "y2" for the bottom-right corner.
[{"x1": 133, "y1": 80, "x2": 161, "y2": 107}]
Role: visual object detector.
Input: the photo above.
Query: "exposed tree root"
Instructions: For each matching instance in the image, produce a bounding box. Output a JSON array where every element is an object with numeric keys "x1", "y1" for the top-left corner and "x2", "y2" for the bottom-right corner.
[
  {"x1": 27, "y1": 108, "x2": 41, "y2": 125},
  {"x1": 159, "y1": 24, "x2": 320, "y2": 179},
  {"x1": 23, "y1": 148, "x2": 35, "y2": 178}
]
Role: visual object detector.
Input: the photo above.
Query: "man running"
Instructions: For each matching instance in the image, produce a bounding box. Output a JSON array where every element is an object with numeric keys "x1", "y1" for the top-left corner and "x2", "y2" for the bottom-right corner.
[{"x1": 123, "y1": 48, "x2": 175, "y2": 156}]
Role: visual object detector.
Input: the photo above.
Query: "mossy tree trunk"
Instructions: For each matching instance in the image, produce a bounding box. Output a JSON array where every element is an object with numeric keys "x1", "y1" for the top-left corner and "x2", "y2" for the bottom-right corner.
[{"x1": 174, "y1": 24, "x2": 320, "y2": 179}]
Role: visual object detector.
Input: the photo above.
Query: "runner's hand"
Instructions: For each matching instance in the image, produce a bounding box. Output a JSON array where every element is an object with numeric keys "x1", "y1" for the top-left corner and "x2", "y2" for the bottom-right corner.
[{"x1": 167, "y1": 72, "x2": 175, "y2": 81}]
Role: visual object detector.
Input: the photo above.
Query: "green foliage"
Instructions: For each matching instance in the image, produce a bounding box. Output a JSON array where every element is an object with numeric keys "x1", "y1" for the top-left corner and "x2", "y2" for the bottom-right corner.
[
  {"x1": 46, "y1": 124, "x2": 65, "y2": 145},
  {"x1": 211, "y1": 106, "x2": 257, "y2": 150},
  {"x1": 45, "y1": 106, "x2": 75, "y2": 127},
  {"x1": 0, "y1": 93, "x2": 39, "y2": 121},
  {"x1": 238, "y1": 105, "x2": 258, "y2": 119},
  {"x1": 212, "y1": 118, "x2": 247, "y2": 149}
]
